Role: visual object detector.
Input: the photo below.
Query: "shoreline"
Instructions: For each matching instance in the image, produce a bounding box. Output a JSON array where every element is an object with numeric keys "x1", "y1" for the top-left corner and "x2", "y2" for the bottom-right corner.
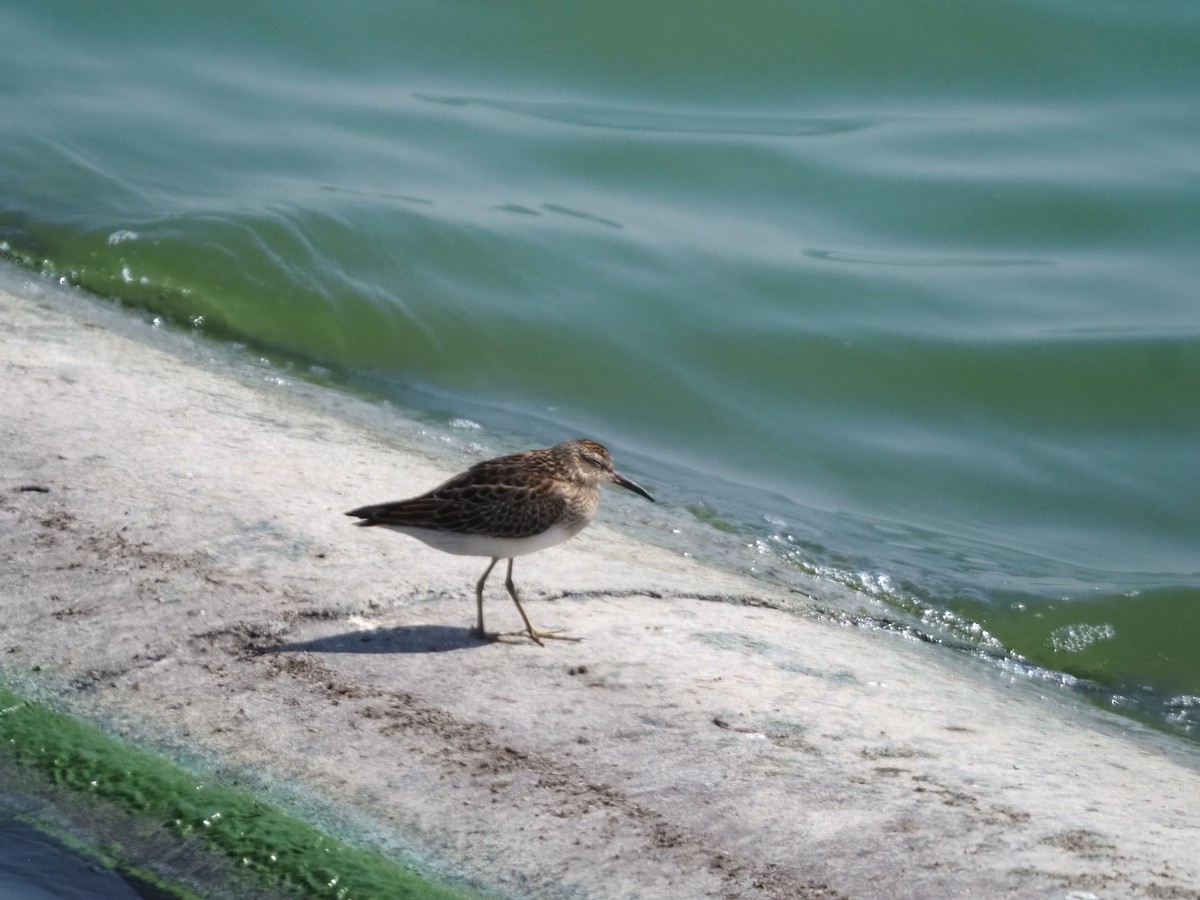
[{"x1": 2, "y1": 271, "x2": 1198, "y2": 899}]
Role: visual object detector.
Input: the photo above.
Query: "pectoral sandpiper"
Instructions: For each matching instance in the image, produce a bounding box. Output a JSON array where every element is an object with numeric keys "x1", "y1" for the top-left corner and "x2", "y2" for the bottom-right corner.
[{"x1": 346, "y1": 439, "x2": 653, "y2": 645}]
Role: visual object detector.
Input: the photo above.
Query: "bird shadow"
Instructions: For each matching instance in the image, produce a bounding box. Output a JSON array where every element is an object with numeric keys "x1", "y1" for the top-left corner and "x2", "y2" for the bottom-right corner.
[{"x1": 254, "y1": 624, "x2": 492, "y2": 656}]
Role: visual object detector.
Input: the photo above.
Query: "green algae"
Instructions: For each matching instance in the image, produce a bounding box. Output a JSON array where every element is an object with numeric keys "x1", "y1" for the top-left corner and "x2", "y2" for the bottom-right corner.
[
  {"x1": 0, "y1": 685, "x2": 480, "y2": 899},
  {"x1": 685, "y1": 502, "x2": 741, "y2": 534}
]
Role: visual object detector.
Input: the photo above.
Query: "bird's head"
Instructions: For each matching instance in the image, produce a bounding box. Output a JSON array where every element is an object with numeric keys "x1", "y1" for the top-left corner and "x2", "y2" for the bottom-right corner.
[{"x1": 561, "y1": 439, "x2": 654, "y2": 502}]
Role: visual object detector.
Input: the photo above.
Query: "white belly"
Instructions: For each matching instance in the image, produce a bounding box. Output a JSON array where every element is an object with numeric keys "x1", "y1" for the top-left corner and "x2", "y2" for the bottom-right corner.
[{"x1": 380, "y1": 523, "x2": 582, "y2": 559}]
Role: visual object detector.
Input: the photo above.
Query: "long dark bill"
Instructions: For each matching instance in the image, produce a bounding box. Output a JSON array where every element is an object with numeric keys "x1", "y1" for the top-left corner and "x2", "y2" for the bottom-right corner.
[{"x1": 613, "y1": 472, "x2": 654, "y2": 502}]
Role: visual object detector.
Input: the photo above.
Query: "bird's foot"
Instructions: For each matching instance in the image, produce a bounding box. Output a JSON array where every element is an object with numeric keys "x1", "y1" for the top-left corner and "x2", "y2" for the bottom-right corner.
[
  {"x1": 470, "y1": 625, "x2": 581, "y2": 646},
  {"x1": 527, "y1": 628, "x2": 582, "y2": 646}
]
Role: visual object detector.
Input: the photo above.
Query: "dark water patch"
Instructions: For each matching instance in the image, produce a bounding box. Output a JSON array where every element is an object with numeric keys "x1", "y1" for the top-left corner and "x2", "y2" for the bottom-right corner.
[{"x1": 0, "y1": 810, "x2": 171, "y2": 900}]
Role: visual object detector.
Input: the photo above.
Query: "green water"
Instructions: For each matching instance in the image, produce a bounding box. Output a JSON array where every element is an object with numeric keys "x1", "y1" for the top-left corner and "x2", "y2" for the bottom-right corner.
[{"x1": 2, "y1": 0, "x2": 1198, "y2": 746}]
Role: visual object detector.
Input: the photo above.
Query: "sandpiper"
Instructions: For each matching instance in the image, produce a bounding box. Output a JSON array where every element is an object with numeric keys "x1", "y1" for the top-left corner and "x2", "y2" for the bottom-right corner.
[{"x1": 346, "y1": 439, "x2": 654, "y2": 645}]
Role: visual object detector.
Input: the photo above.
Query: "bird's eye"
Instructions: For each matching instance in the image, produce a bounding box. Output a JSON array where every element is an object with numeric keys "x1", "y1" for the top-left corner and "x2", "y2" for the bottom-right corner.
[{"x1": 582, "y1": 452, "x2": 606, "y2": 470}]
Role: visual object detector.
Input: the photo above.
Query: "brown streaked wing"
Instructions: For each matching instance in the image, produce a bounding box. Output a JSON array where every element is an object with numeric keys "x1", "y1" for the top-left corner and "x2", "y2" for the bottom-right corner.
[{"x1": 362, "y1": 480, "x2": 570, "y2": 539}]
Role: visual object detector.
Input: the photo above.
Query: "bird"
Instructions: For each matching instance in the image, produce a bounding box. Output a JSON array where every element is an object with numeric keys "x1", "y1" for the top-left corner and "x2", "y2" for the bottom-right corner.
[{"x1": 345, "y1": 439, "x2": 654, "y2": 645}]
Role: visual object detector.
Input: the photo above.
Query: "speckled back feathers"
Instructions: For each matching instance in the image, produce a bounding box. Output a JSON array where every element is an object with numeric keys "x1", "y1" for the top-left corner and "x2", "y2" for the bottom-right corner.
[{"x1": 346, "y1": 439, "x2": 645, "y2": 542}]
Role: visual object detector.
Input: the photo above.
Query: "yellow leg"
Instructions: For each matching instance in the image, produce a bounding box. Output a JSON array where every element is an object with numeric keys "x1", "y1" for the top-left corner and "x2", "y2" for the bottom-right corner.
[
  {"x1": 472, "y1": 558, "x2": 500, "y2": 640},
  {"x1": 503, "y1": 559, "x2": 581, "y2": 646}
]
